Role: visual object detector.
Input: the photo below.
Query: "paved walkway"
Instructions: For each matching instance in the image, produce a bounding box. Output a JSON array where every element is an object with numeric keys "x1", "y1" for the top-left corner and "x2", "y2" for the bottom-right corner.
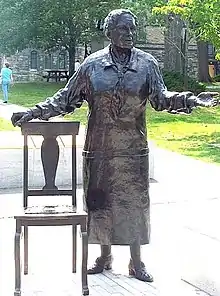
[
  {"x1": 0, "y1": 187, "x2": 212, "y2": 296},
  {"x1": 0, "y1": 99, "x2": 28, "y2": 120},
  {"x1": 1, "y1": 100, "x2": 220, "y2": 295}
]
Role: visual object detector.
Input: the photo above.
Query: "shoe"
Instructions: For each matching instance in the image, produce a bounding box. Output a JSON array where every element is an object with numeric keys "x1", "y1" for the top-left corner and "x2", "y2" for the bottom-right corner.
[
  {"x1": 3, "y1": 101, "x2": 7, "y2": 103},
  {"x1": 87, "y1": 255, "x2": 113, "y2": 274},
  {"x1": 128, "y1": 259, "x2": 154, "y2": 282}
]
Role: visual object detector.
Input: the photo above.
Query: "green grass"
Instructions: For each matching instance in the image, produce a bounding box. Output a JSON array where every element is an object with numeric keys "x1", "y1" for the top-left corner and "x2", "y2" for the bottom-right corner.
[
  {"x1": 4, "y1": 82, "x2": 220, "y2": 164},
  {"x1": 0, "y1": 117, "x2": 18, "y2": 131},
  {"x1": 205, "y1": 82, "x2": 220, "y2": 91},
  {"x1": 9, "y1": 82, "x2": 89, "y2": 124},
  {"x1": 9, "y1": 82, "x2": 66, "y2": 107},
  {"x1": 146, "y1": 106, "x2": 220, "y2": 164}
]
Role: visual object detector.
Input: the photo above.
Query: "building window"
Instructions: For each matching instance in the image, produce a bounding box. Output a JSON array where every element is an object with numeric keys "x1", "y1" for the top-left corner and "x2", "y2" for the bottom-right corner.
[
  {"x1": 45, "y1": 53, "x2": 52, "y2": 69},
  {"x1": 59, "y1": 52, "x2": 66, "y2": 69},
  {"x1": 30, "y1": 50, "x2": 38, "y2": 69}
]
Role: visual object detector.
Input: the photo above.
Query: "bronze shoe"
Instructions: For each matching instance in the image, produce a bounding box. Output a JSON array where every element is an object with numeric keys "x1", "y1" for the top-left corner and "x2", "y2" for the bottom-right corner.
[
  {"x1": 87, "y1": 255, "x2": 113, "y2": 274},
  {"x1": 128, "y1": 259, "x2": 153, "y2": 282}
]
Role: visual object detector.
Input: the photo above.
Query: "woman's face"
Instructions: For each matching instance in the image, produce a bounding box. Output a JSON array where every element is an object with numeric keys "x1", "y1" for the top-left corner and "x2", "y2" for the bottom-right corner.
[{"x1": 109, "y1": 13, "x2": 137, "y2": 49}]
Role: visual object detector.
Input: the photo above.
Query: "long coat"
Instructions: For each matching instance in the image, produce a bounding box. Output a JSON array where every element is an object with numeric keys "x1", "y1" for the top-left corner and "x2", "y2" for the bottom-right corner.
[{"x1": 36, "y1": 46, "x2": 169, "y2": 245}]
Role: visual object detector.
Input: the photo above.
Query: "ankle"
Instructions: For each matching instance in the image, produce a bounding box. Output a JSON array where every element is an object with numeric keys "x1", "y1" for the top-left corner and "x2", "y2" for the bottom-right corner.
[
  {"x1": 101, "y1": 253, "x2": 112, "y2": 259},
  {"x1": 129, "y1": 258, "x2": 142, "y2": 269}
]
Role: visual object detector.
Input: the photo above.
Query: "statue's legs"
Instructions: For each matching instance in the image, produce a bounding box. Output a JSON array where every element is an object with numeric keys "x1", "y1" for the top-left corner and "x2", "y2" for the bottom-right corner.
[
  {"x1": 87, "y1": 245, "x2": 112, "y2": 274},
  {"x1": 87, "y1": 242, "x2": 153, "y2": 281},
  {"x1": 129, "y1": 239, "x2": 153, "y2": 282}
]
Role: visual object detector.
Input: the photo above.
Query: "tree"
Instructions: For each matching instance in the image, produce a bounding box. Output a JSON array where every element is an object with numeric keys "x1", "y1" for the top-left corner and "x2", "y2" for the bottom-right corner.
[
  {"x1": 153, "y1": 0, "x2": 220, "y2": 81},
  {"x1": 153, "y1": 0, "x2": 220, "y2": 52},
  {"x1": 123, "y1": 0, "x2": 166, "y2": 25},
  {"x1": 197, "y1": 41, "x2": 211, "y2": 82},
  {"x1": 0, "y1": 0, "x2": 121, "y2": 76}
]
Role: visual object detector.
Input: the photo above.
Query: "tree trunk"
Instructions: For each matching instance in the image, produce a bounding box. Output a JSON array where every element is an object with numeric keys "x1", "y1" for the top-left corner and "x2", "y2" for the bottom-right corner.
[
  {"x1": 197, "y1": 40, "x2": 211, "y2": 82},
  {"x1": 164, "y1": 15, "x2": 184, "y2": 73},
  {"x1": 68, "y1": 43, "x2": 76, "y2": 77},
  {"x1": 181, "y1": 26, "x2": 189, "y2": 90}
]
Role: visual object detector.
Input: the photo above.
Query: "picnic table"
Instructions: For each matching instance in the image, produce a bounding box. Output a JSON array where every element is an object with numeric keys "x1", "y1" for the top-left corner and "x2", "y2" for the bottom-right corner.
[{"x1": 45, "y1": 70, "x2": 69, "y2": 82}]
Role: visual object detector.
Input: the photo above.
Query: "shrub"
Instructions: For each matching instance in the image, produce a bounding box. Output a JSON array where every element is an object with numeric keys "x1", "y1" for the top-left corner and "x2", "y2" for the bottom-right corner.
[
  {"x1": 213, "y1": 74, "x2": 220, "y2": 82},
  {"x1": 162, "y1": 70, "x2": 206, "y2": 94}
]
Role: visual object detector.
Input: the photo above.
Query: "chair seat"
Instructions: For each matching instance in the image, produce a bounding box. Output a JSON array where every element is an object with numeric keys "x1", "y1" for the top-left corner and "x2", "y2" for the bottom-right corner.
[{"x1": 14, "y1": 205, "x2": 87, "y2": 221}]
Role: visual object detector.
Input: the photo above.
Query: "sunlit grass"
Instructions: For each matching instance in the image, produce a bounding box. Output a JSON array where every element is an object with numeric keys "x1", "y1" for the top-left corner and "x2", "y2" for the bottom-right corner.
[
  {"x1": 2, "y1": 81, "x2": 220, "y2": 164},
  {"x1": 0, "y1": 117, "x2": 18, "y2": 131}
]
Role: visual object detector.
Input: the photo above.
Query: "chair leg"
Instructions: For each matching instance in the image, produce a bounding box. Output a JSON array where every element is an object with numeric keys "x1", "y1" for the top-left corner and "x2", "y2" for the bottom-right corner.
[
  {"x1": 72, "y1": 225, "x2": 77, "y2": 273},
  {"x1": 81, "y1": 222, "x2": 89, "y2": 295},
  {"x1": 24, "y1": 226, "x2": 28, "y2": 275},
  {"x1": 14, "y1": 220, "x2": 22, "y2": 296}
]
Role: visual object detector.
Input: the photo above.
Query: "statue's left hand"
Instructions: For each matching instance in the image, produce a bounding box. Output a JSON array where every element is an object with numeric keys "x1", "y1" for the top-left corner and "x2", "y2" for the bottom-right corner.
[
  {"x1": 195, "y1": 92, "x2": 219, "y2": 108},
  {"x1": 168, "y1": 91, "x2": 196, "y2": 114},
  {"x1": 168, "y1": 91, "x2": 219, "y2": 114}
]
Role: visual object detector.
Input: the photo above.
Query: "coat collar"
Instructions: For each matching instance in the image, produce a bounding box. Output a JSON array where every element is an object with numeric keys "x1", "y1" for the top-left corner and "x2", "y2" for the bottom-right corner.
[{"x1": 101, "y1": 45, "x2": 138, "y2": 72}]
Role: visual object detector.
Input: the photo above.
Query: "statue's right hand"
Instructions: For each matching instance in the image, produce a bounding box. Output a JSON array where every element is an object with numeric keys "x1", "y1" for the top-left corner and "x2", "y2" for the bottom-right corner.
[{"x1": 11, "y1": 111, "x2": 33, "y2": 127}]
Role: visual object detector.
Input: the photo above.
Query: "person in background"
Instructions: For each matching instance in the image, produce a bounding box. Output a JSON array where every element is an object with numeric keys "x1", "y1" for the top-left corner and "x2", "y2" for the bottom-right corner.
[
  {"x1": 1, "y1": 62, "x2": 13, "y2": 103},
  {"x1": 75, "y1": 59, "x2": 81, "y2": 72}
]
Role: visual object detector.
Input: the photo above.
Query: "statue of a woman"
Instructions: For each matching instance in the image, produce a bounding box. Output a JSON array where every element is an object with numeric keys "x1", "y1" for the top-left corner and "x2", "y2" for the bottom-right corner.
[{"x1": 11, "y1": 9, "x2": 217, "y2": 282}]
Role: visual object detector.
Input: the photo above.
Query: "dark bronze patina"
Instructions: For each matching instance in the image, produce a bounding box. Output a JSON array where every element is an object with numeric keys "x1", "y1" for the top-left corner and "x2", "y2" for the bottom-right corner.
[{"x1": 11, "y1": 9, "x2": 218, "y2": 282}]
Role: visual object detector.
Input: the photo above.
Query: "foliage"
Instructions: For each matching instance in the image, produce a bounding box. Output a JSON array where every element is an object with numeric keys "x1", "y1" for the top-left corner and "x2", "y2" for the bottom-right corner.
[
  {"x1": 213, "y1": 75, "x2": 220, "y2": 83},
  {"x1": 162, "y1": 71, "x2": 206, "y2": 94},
  {"x1": 0, "y1": 0, "x2": 121, "y2": 70},
  {"x1": 1, "y1": 0, "x2": 168, "y2": 56},
  {"x1": 123, "y1": 0, "x2": 166, "y2": 26},
  {"x1": 153, "y1": 0, "x2": 220, "y2": 54}
]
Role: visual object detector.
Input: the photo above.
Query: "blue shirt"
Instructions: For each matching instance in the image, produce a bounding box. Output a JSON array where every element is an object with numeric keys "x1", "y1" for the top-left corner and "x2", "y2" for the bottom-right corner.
[{"x1": 1, "y1": 67, "x2": 12, "y2": 82}]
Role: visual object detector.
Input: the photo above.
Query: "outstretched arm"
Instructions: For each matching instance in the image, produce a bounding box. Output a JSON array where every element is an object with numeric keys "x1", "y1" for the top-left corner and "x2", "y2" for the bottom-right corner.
[
  {"x1": 148, "y1": 58, "x2": 218, "y2": 114},
  {"x1": 11, "y1": 66, "x2": 87, "y2": 126}
]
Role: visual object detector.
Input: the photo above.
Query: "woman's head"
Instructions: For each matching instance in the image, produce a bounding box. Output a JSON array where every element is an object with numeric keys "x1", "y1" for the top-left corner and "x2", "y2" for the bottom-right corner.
[{"x1": 103, "y1": 9, "x2": 137, "y2": 49}]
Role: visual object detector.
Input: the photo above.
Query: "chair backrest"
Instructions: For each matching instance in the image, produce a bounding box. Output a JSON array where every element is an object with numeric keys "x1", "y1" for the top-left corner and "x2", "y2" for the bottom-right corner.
[{"x1": 21, "y1": 121, "x2": 80, "y2": 209}]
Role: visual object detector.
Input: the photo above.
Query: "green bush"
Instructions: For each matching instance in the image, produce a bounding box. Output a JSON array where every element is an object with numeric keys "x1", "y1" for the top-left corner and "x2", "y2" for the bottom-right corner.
[
  {"x1": 213, "y1": 74, "x2": 220, "y2": 82},
  {"x1": 162, "y1": 70, "x2": 206, "y2": 94}
]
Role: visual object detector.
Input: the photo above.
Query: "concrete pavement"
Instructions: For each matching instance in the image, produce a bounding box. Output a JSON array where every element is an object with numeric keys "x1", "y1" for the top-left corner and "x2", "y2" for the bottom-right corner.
[
  {"x1": 1, "y1": 147, "x2": 220, "y2": 295},
  {"x1": 0, "y1": 186, "x2": 211, "y2": 296},
  {"x1": 1, "y1": 100, "x2": 220, "y2": 295}
]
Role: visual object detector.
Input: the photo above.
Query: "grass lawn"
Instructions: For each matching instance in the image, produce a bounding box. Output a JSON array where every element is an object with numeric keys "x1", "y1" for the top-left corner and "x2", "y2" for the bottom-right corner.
[
  {"x1": 9, "y1": 82, "x2": 66, "y2": 108},
  {"x1": 147, "y1": 107, "x2": 220, "y2": 163},
  {"x1": 0, "y1": 117, "x2": 18, "y2": 131},
  {"x1": 5, "y1": 81, "x2": 220, "y2": 164}
]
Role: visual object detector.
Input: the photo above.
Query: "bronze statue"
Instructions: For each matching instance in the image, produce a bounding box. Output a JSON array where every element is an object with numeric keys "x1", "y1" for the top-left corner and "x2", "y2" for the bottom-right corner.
[{"x1": 11, "y1": 9, "x2": 218, "y2": 282}]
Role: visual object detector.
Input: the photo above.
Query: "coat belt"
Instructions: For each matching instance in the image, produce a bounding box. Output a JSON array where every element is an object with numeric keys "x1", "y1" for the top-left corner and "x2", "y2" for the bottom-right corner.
[{"x1": 82, "y1": 148, "x2": 149, "y2": 158}]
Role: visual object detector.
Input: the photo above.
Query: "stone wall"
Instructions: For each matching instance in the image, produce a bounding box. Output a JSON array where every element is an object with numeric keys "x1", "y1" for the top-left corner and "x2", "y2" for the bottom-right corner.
[
  {"x1": 143, "y1": 26, "x2": 198, "y2": 78},
  {"x1": 0, "y1": 47, "x2": 85, "y2": 82}
]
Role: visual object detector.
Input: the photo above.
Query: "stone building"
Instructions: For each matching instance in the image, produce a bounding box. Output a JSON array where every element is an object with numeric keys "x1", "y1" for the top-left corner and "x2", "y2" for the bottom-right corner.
[
  {"x1": 0, "y1": 26, "x2": 199, "y2": 82},
  {"x1": 0, "y1": 47, "x2": 85, "y2": 82},
  {"x1": 92, "y1": 26, "x2": 199, "y2": 78}
]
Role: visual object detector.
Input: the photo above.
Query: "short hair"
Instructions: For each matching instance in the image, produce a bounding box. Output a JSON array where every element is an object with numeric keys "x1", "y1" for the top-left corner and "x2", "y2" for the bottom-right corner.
[
  {"x1": 103, "y1": 9, "x2": 137, "y2": 37},
  {"x1": 5, "y1": 62, "x2": 10, "y2": 68}
]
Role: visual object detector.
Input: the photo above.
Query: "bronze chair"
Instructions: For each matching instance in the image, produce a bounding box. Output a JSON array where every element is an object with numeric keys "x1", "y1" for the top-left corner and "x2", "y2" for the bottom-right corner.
[{"x1": 14, "y1": 121, "x2": 89, "y2": 296}]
